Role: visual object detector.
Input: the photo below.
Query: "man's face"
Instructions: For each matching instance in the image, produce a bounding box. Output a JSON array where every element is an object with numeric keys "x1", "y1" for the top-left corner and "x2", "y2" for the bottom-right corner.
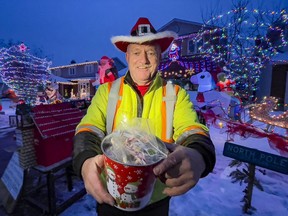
[{"x1": 126, "y1": 43, "x2": 161, "y2": 86}]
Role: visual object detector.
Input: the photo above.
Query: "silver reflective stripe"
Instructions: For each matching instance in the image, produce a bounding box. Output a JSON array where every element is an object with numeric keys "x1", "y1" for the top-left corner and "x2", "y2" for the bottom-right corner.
[
  {"x1": 76, "y1": 125, "x2": 105, "y2": 139},
  {"x1": 106, "y1": 78, "x2": 122, "y2": 134},
  {"x1": 106, "y1": 80, "x2": 177, "y2": 140},
  {"x1": 163, "y1": 82, "x2": 176, "y2": 140},
  {"x1": 176, "y1": 128, "x2": 209, "y2": 145}
]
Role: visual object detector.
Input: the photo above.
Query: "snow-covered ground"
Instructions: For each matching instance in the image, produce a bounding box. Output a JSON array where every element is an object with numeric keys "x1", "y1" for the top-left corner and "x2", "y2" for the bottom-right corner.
[
  {"x1": 0, "y1": 98, "x2": 287, "y2": 216},
  {"x1": 0, "y1": 98, "x2": 17, "y2": 129}
]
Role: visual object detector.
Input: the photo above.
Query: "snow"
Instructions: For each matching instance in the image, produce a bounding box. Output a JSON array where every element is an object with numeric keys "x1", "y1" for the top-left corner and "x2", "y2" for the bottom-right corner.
[
  {"x1": 0, "y1": 98, "x2": 287, "y2": 216},
  {"x1": 0, "y1": 98, "x2": 17, "y2": 129}
]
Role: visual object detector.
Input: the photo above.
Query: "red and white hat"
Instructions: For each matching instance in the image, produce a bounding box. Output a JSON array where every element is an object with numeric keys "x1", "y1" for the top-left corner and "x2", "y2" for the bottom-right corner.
[{"x1": 111, "y1": 17, "x2": 178, "y2": 53}]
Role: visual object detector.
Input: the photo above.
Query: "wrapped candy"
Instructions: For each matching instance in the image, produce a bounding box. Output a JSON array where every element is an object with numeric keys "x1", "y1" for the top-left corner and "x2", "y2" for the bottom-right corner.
[{"x1": 102, "y1": 129, "x2": 168, "y2": 166}]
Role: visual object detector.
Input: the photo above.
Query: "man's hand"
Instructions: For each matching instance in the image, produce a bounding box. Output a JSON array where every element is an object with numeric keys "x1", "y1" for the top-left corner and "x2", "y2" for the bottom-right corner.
[
  {"x1": 153, "y1": 144, "x2": 205, "y2": 196},
  {"x1": 81, "y1": 155, "x2": 114, "y2": 206}
]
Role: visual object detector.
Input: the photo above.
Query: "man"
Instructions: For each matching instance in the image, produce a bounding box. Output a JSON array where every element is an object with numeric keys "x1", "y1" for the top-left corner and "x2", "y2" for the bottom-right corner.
[{"x1": 73, "y1": 17, "x2": 215, "y2": 216}]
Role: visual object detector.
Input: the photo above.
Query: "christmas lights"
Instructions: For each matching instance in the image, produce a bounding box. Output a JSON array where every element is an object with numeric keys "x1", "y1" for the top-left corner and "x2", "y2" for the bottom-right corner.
[
  {"x1": 169, "y1": 7, "x2": 287, "y2": 102},
  {"x1": 0, "y1": 43, "x2": 51, "y2": 105},
  {"x1": 249, "y1": 97, "x2": 288, "y2": 129}
]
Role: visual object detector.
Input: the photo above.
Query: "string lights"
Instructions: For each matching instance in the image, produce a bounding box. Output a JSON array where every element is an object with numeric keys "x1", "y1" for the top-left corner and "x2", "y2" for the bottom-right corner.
[
  {"x1": 249, "y1": 96, "x2": 288, "y2": 129},
  {"x1": 159, "y1": 7, "x2": 287, "y2": 103},
  {"x1": 0, "y1": 43, "x2": 51, "y2": 105},
  {"x1": 194, "y1": 8, "x2": 288, "y2": 102}
]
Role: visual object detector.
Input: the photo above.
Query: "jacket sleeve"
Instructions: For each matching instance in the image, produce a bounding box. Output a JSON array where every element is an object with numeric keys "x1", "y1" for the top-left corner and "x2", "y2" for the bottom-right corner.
[
  {"x1": 72, "y1": 84, "x2": 109, "y2": 178},
  {"x1": 182, "y1": 134, "x2": 216, "y2": 177},
  {"x1": 73, "y1": 131, "x2": 102, "y2": 178}
]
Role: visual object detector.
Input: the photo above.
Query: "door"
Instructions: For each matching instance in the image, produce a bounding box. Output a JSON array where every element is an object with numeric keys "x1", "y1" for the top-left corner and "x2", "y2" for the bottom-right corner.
[{"x1": 271, "y1": 64, "x2": 288, "y2": 108}]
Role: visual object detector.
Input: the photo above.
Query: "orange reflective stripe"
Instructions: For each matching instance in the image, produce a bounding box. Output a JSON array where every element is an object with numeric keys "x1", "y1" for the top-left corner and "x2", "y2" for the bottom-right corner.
[
  {"x1": 119, "y1": 77, "x2": 124, "y2": 96},
  {"x1": 107, "y1": 82, "x2": 112, "y2": 92},
  {"x1": 161, "y1": 86, "x2": 167, "y2": 141},
  {"x1": 76, "y1": 128, "x2": 94, "y2": 134},
  {"x1": 164, "y1": 138, "x2": 174, "y2": 143},
  {"x1": 175, "y1": 85, "x2": 180, "y2": 94},
  {"x1": 161, "y1": 101, "x2": 167, "y2": 141},
  {"x1": 111, "y1": 77, "x2": 124, "y2": 131}
]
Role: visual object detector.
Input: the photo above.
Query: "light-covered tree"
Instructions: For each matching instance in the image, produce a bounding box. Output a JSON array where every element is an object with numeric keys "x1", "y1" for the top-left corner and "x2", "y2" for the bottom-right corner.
[
  {"x1": 0, "y1": 43, "x2": 51, "y2": 105},
  {"x1": 195, "y1": 0, "x2": 287, "y2": 103}
]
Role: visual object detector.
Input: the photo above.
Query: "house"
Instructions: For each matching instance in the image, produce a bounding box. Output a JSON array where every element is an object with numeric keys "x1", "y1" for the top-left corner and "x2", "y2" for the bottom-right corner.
[
  {"x1": 50, "y1": 57, "x2": 126, "y2": 99},
  {"x1": 257, "y1": 52, "x2": 288, "y2": 109},
  {"x1": 256, "y1": 13, "x2": 288, "y2": 109},
  {"x1": 50, "y1": 60, "x2": 98, "y2": 100},
  {"x1": 157, "y1": 18, "x2": 224, "y2": 87}
]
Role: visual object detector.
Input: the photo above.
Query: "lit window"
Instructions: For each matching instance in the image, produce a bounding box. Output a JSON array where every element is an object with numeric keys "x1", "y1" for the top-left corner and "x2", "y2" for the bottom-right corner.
[{"x1": 188, "y1": 39, "x2": 203, "y2": 54}]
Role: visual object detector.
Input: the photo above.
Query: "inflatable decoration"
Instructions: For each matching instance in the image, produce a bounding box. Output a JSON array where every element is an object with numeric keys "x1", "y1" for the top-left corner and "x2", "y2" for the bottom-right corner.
[
  {"x1": 98, "y1": 56, "x2": 118, "y2": 84},
  {"x1": 45, "y1": 81, "x2": 62, "y2": 104},
  {"x1": 190, "y1": 70, "x2": 241, "y2": 120},
  {"x1": 168, "y1": 43, "x2": 180, "y2": 61},
  {"x1": 190, "y1": 70, "x2": 216, "y2": 103},
  {"x1": 216, "y1": 72, "x2": 236, "y2": 95}
]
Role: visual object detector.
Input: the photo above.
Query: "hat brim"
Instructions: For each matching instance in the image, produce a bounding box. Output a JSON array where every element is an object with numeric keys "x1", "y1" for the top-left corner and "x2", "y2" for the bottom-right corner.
[{"x1": 111, "y1": 31, "x2": 178, "y2": 53}]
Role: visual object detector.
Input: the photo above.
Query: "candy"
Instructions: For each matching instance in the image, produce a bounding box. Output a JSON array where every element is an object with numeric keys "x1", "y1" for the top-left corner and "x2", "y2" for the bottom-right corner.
[{"x1": 102, "y1": 129, "x2": 168, "y2": 166}]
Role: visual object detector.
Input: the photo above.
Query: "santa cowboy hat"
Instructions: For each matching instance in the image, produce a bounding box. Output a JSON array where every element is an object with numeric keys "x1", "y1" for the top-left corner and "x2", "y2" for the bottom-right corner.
[{"x1": 111, "y1": 17, "x2": 178, "y2": 53}]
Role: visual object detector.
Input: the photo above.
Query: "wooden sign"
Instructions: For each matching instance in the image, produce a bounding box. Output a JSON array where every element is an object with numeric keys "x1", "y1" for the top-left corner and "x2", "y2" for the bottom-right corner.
[{"x1": 223, "y1": 142, "x2": 288, "y2": 175}]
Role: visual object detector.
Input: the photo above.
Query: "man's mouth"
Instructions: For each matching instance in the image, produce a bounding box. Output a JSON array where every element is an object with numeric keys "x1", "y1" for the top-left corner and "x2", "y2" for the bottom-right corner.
[{"x1": 138, "y1": 66, "x2": 150, "y2": 69}]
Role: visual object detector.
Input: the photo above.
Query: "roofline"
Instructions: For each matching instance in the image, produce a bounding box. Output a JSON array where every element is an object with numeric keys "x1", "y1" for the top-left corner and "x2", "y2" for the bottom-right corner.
[
  {"x1": 158, "y1": 18, "x2": 216, "y2": 32},
  {"x1": 50, "y1": 61, "x2": 98, "y2": 70}
]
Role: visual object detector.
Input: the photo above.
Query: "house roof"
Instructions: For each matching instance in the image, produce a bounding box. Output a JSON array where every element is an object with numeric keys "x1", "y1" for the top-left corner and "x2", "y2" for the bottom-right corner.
[
  {"x1": 48, "y1": 73, "x2": 75, "y2": 84},
  {"x1": 50, "y1": 58, "x2": 127, "y2": 72},
  {"x1": 50, "y1": 61, "x2": 98, "y2": 70},
  {"x1": 158, "y1": 18, "x2": 204, "y2": 31},
  {"x1": 158, "y1": 18, "x2": 215, "y2": 34},
  {"x1": 70, "y1": 77, "x2": 95, "y2": 81}
]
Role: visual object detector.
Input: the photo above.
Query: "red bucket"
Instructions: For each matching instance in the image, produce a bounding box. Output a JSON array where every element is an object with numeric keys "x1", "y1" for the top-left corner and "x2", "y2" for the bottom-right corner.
[{"x1": 101, "y1": 131, "x2": 167, "y2": 211}]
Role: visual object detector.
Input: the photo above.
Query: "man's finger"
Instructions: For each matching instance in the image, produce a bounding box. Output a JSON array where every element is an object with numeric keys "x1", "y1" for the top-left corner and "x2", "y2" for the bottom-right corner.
[
  {"x1": 89, "y1": 183, "x2": 115, "y2": 206},
  {"x1": 153, "y1": 150, "x2": 182, "y2": 175}
]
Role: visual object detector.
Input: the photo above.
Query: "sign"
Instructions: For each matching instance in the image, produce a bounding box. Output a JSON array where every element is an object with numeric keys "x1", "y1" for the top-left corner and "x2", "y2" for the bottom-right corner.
[
  {"x1": 1, "y1": 152, "x2": 24, "y2": 199},
  {"x1": 223, "y1": 142, "x2": 288, "y2": 175}
]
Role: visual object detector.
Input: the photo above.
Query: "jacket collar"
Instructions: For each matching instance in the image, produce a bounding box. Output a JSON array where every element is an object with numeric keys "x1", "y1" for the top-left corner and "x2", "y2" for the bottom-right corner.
[{"x1": 123, "y1": 71, "x2": 165, "y2": 92}]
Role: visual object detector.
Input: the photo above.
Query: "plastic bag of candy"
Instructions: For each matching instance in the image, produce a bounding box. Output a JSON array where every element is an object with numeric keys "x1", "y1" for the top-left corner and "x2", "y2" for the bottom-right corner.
[{"x1": 101, "y1": 118, "x2": 168, "y2": 165}]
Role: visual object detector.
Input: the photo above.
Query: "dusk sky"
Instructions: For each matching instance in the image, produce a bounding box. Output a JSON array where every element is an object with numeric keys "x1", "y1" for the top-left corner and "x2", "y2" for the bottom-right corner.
[{"x1": 0, "y1": 0, "x2": 287, "y2": 67}]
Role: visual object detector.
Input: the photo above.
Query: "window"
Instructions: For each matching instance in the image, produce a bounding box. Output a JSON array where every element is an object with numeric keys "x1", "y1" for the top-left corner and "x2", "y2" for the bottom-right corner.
[
  {"x1": 188, "y1": 39, "x2": 203, "y2": 54},
  {"x1": 188, "y1": 40, "x2": 196, "y2": 54},
  {"x1": 69, "y1": 67, "x2": 76, "y2": 75},
  {"x1": 55, "y1": 69, "x2": 61, "y2": 76},
  {"x1": 85, "y1": 65, "x2": 94, "y2": 74}
]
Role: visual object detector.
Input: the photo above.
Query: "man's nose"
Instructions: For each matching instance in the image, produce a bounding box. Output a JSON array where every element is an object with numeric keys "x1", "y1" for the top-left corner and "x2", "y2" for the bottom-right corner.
[{"x1": 140, "y1": 52, "x2": 150, "y2": 64}]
